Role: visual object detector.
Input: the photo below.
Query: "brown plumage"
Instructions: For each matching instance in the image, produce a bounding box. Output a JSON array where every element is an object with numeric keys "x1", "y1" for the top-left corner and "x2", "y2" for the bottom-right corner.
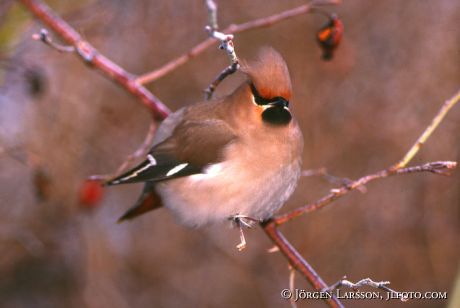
[
  {"x1": 107, "y1": 48, "x2": 303, "y2": 227},
  {"x1": 241, "y1": 47, "x2": 292, "y2": 100}
]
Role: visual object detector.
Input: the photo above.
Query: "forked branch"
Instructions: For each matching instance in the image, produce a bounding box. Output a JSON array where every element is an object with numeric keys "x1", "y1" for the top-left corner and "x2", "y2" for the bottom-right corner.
[
  {"x1": 204, "y1": 0, "x2": 240, "y2": 99},
  {"x1": 273, "y1": 160, "x2": 457, "y2": 226},
  {"x1": 19, "y1": 0, "x2": 170, "y2": 121},
  {"x1": 135, "y1": 0, "x2": 341, "y2": 85}
]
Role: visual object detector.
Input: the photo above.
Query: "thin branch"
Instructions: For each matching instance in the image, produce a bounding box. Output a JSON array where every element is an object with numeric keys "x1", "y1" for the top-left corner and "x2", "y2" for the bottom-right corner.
[
  {"x1": 203, "y1": 0, "x2": 240, "y2": 100},
  {"x1": 324, "y1": 277, "x2": 408, "y2": 302},
  {"x1": 89, "y1": 121, "x2": 158, "y2": 182},
  {"x1": 32, "y1": 28, "x2": 75, "y2": 52},
  {"x1": 273, "y1": 88, "x2": 460, "y2": 225},
  {"x1": 205, "y1": 0, "x2": 218, "y2": 31},
  {"x1": 393, "y1": 88, "x2": 460, "y2": 169},
  {"x1": 302, "y1": 168, "x2": 366, "y2": 193},
  {"x1": 260, "y1": 163, "x2": 456, "y2": 308},
  {"x1": 135, "y1": 0, "x2": 340, "y2": 85},
  {"x1": 262, "y1": 221, "x2": 344, "y2": 308},
  {"x1": 204, "y1": 62, "x2": 239, "y2": 100},
  {"x1": 288, "y1": 265, "x2": 298, "y2": 308},
  {"x1": 260, "y1": 161, "x2": 456, "y2": 306},
  {"x1": 273, "y1": 160, "x2": 457, "y2": 226},
  {"x1": 261, "y1": 160, "x2": 455, "y2": 307},
  {"x1": 19, "y1": 0, "x2": 170, "y2": 121},
  {"x1": 394, "y1": 161, "x2": 457, "y2": 176},
  {"x1": 301, "y1": 168, "x2": 329, "y2": 177}
]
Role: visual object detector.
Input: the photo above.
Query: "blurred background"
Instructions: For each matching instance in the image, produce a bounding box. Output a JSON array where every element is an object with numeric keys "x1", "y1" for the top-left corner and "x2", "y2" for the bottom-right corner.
[{"x1": 0, "y1": 0, "x2": 459, "y2": 307}]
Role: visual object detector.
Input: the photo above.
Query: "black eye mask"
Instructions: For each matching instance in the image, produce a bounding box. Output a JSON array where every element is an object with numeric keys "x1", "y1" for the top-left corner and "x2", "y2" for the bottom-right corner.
[
  {"x1": 250, "y1": 83, "x2": 292, "y2": 125},
  {"x1": 250, "y1": 83, "x2": 289, "y2": 108}
]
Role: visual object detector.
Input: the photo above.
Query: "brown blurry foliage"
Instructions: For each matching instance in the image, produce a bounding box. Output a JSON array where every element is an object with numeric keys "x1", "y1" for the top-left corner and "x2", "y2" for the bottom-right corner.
[{"x1": 0, "y1": 1, "x2": 459, "y2": 308}]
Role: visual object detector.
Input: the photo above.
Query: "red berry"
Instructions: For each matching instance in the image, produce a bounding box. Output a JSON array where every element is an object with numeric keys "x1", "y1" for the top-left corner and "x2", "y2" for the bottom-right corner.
[
  {"x1": 79, "y1": 180, "x2": 103, "y2": 208},
  {"x1": 316, "y1": 14, "x2": 344, "y2": 61}
]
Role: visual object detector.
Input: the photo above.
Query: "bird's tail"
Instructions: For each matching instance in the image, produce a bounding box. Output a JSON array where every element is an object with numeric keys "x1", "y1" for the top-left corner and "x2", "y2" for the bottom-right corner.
[{"x1": 117, "y1": 182, "x2": 163, "y2": 222}]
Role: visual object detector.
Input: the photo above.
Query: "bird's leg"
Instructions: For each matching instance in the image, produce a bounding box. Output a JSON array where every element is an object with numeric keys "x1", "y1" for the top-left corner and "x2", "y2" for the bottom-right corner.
[
  {"x1": 236, "y1": 226, "x2": 246, "y2": 251},
  {"x1": 229, "y1": 214, "x2": 260, "y2": 251}
]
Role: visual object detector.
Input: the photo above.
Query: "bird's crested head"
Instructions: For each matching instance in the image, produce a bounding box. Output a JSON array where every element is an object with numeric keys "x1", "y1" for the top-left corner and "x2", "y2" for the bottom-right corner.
[{"x1": 241, "y1": 48, "x2": 293, "y2": 125}]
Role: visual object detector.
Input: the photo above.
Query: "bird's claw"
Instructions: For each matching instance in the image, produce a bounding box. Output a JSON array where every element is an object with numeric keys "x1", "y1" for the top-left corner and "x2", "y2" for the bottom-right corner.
[{"x1": 229, "y1": 214, "x2": 260, "y2": 251}]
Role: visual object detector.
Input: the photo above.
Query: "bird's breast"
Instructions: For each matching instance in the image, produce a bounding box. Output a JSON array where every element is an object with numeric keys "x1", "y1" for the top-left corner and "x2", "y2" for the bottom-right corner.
[{"x1": 155, "y1": 124, "x2": 303, "y2": 227}]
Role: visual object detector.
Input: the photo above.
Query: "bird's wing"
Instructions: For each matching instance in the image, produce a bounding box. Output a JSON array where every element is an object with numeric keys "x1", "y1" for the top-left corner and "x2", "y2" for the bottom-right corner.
[
  {"x1": 106, "y1": 119, "x2": 236, "y2": 185},
  {"x1": 116, "y1": 182, "x2": 162, "y2": 222}
]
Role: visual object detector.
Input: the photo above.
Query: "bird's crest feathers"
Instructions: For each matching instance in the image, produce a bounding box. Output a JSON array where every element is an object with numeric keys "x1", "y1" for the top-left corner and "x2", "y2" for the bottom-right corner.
[{"x1": 241, "y1": 48, "x2": 292, "y2": 101}]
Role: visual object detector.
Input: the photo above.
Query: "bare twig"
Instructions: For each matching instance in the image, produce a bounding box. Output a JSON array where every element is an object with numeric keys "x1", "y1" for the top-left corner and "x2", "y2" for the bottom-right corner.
[
  {"x1": 19, "y1": 0, "x2": 170, "y2": 121},
  {"x1": 261, "y1": 88, "x2": 459, "y2": 306},
  {"x1": 261, "y1": 161, "x2": 455, "y2": 307},
  {"x1": 273, "y1": 161, "x2": 457, "y2": 226},
  {"x1": 205, "y1": 61, "x2": 239, "y2": 100},
  {"x1": 135, "y1": 0, "x2": 341, "y2": 85},
  {"x1": 393, "y1": 88, "x2": 460, "y2": 169},
  {"x1": 288, "y1": 265, "x2": 298, "y2": 308},
  {"x1": 272, "y1": 89, "x2": 460, "y2": 225},
  {"x1": 301, "y1": 168, "x2": 329, "y2": 177},
  {"x1": 262, "y1": 221, "x2": 344, "y2": 308},
  {"x1": 259, "y1": 91, "x2": 459, "y2": 308},
  {"x1": 205, "y1": 0, "x2": 218, "y2": 31},
  {"x1": 324, "y1": 277, "x2": 408, "y2": 302},
  {"x1": 115, "y1": 121, "x2": 158, "y2": 173},
  {"x1": 302, "y1": 168, "x2": 366, "y2": 193},
  {"x1": 394, "y1": 161, "x2": 457, "y2": 176},
  {"x1": 89, "y1": 121, "x2": 158, "y2": 182},
  {"x1": 32, "y1": 28, "x2": 75, "y2": 52},
  {"x1": 204, "y1": 0, "x2": 240, "y2": 99}
]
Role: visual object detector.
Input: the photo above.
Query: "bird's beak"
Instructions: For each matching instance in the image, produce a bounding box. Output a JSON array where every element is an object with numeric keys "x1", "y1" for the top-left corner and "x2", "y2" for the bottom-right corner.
[{"x1": 268, "y1": 98, "x2": 289, "y2": 109}]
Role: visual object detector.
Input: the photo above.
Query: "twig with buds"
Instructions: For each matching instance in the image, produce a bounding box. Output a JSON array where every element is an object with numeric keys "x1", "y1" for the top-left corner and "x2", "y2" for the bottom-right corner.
[
  {"x1": 32, "y1": 29, "x2": 75, "y2": 53},
  {"x1": 324, "y1": 277, "x2": 407, "y2": 302},
  {"x1": 204, "y1": 0, "x2": 240, "y2": 99}
]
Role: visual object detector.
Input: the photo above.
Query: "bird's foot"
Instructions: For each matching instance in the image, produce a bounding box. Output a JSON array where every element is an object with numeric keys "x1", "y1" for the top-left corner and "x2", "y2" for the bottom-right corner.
[
  {"x1": 229, "y1": 214, "x2": 260, "y2": 251},
  {"x1": 230, "y1": 214, "x2": 259, "y2": 228}
]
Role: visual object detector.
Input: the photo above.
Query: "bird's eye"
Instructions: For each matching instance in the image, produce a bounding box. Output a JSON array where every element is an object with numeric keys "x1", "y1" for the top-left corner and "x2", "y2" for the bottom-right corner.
[{"x1": 250, "y1": 83, "x2": 289, "y2": 108}]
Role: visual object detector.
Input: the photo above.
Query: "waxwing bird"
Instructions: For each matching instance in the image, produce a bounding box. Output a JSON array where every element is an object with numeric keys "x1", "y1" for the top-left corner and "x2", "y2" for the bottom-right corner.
[{"x1": 106, "y1": 48, "x2": 303, "y2": 248}]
